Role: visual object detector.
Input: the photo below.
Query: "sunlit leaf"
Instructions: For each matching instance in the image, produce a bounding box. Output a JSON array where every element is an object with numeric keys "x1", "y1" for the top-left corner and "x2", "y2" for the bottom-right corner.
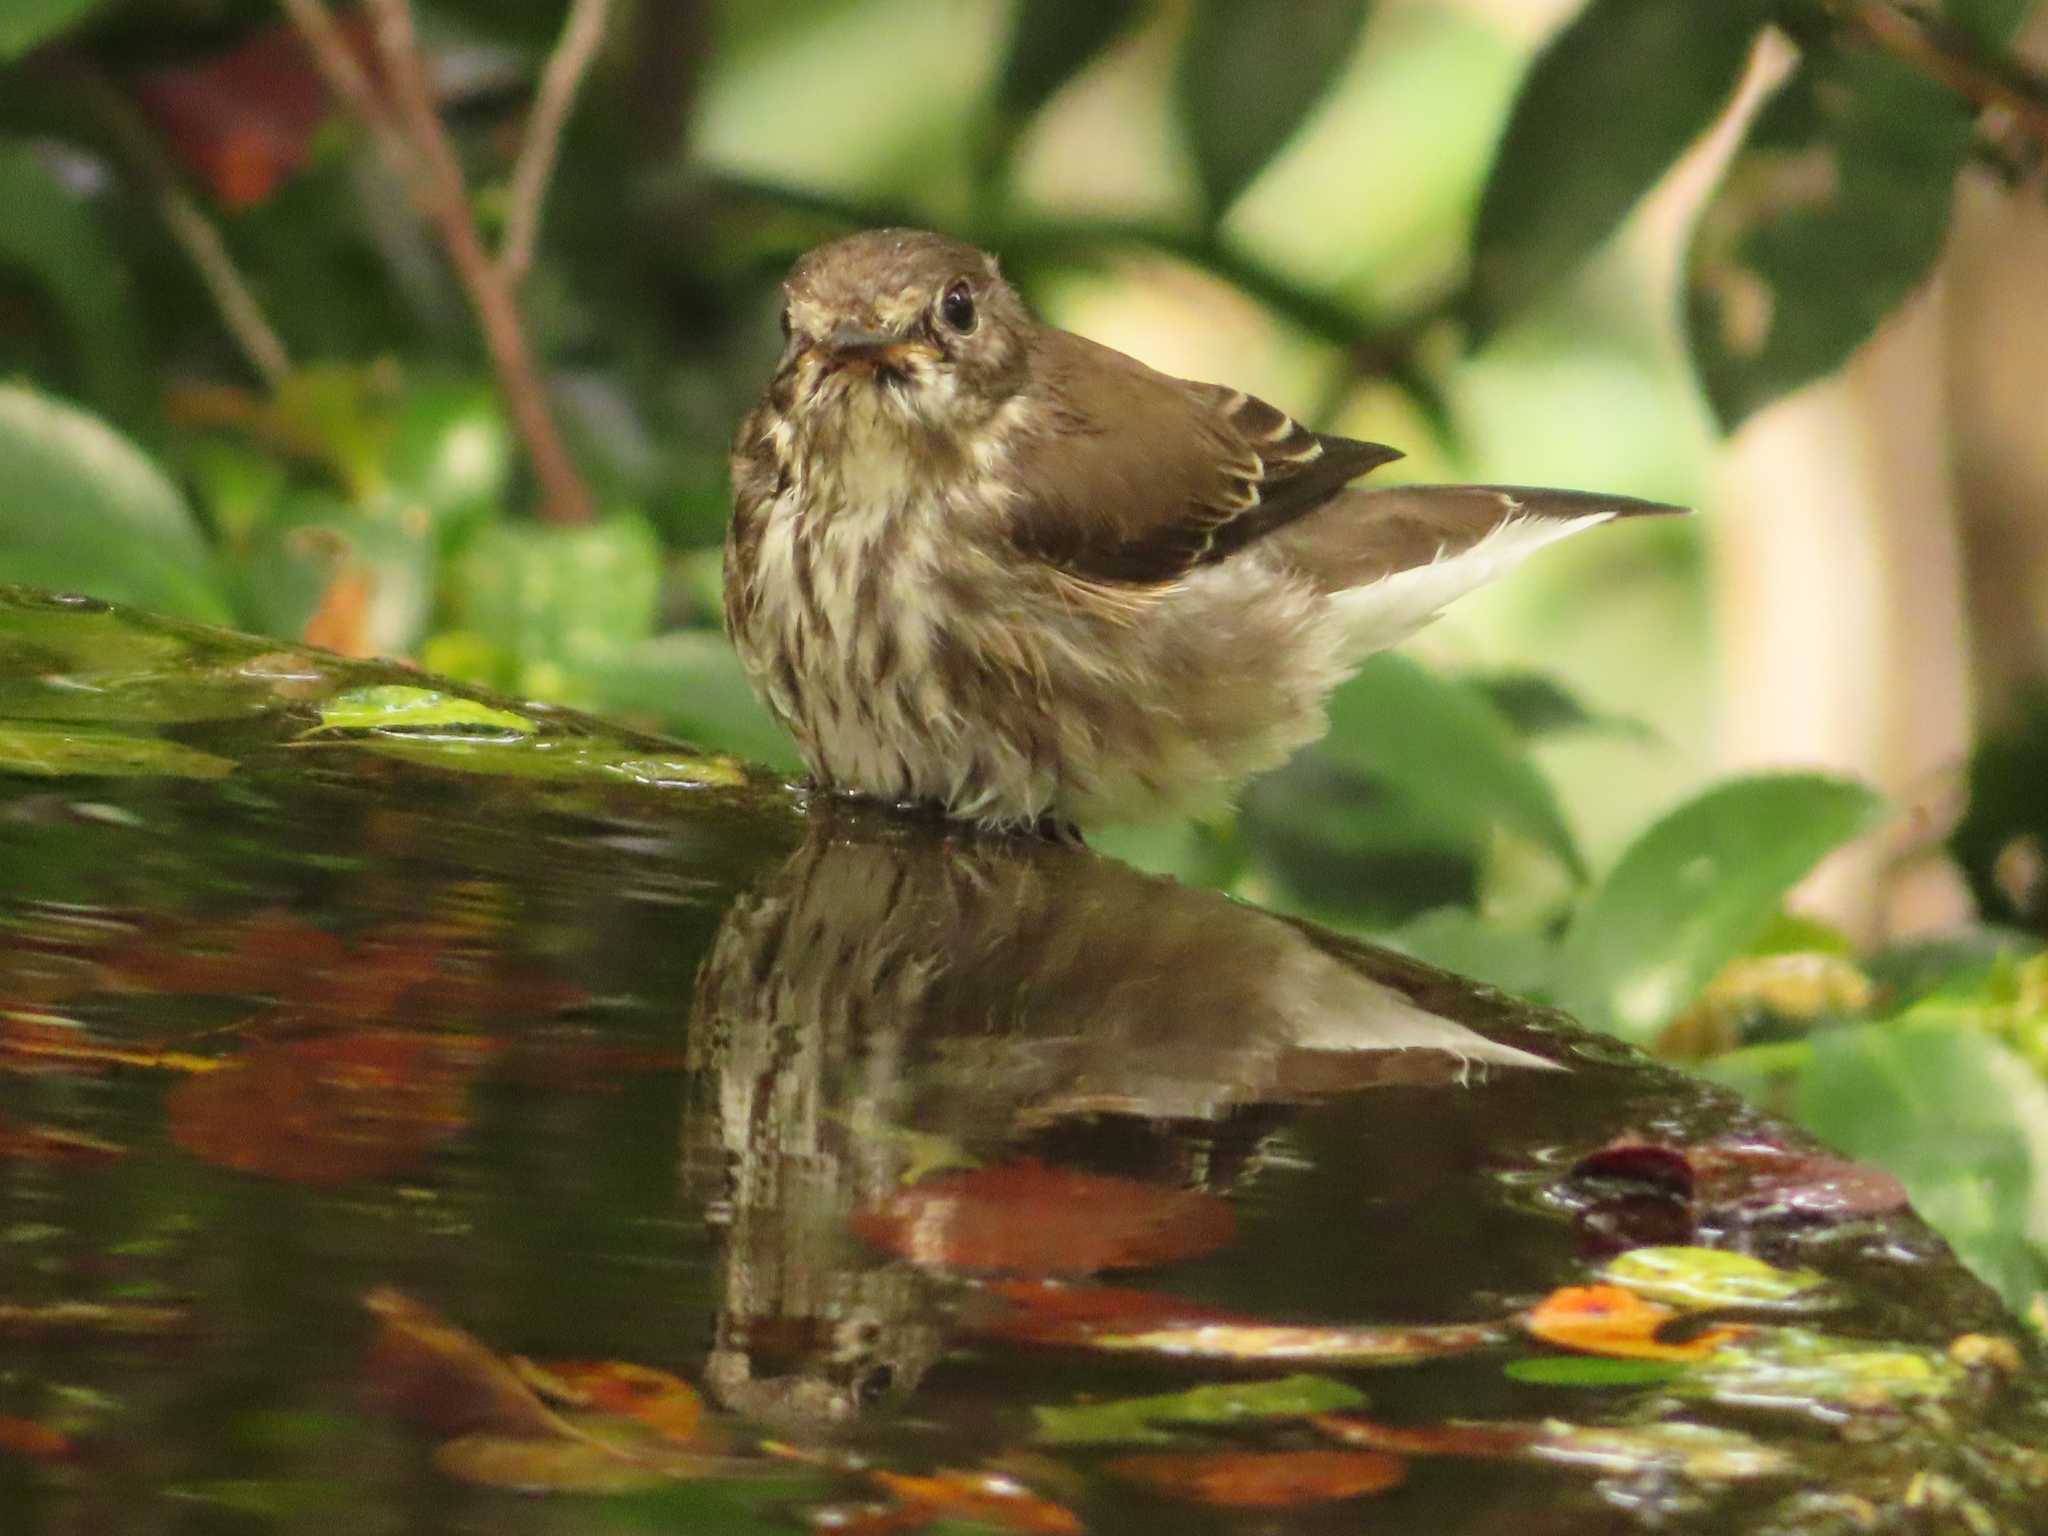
[
  {"x1": 1032, "y1": 1374, "x2": 1366, "y2": 1447},
  {"x1": 310, "y1": 685, "x2": 536, "y2": 735},
  {"x1": 1686, "y1": 1328, "x2": 1965, "y2": 1411},
  {"x1": 1521, "y1": 1284, "x2": 1745, "y2": 1362},
  {"x1": 0, "y1": 724, "x2": 234, "y2": 780},
  {"x1": 1469, "y1": 0, "x2": 1764, "y2": 336},
  {"x1": 1324, "y1": 653, "x2": 1585, "y2": 878},
  {"x1": 1177, "y1": 0, "x2": 1370, "y2": 215},
  {"x1": 852, "y1": 1160, "x2": 1235, "y2": 1276},
  {"x1": 168, "y1": 1032, "x2": 488, "y2": 1186},
  {"x1": 1107, "y1": 1448, "x2": 1404, "y2": 1507},
  {"x1": 1084, "y1": 1320, "x2": 1503, "y2": 1366},
  {"x1": 1555, "y1": 773, "x2": 1887, "y2": 1041},
  {"x1": 0, "y1": 0, "x2": 105, "y2": 59},
  {"x1": 1600, "y1": 1247, "x2": 1826, "y2": 1310},
  {"x1": 0, "y1": 385, "x2": 229, "y2": 621}
]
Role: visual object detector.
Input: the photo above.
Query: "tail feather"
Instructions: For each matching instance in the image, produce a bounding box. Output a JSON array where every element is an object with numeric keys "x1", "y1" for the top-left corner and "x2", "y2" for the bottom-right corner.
[{"x1": 1275, "y1": 484, "x2": 1688, "y2": 659}]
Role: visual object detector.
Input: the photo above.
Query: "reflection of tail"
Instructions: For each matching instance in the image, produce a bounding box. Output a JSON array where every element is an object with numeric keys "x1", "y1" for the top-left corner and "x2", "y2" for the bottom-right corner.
[{"x1": 1279, "y1": 485, "x2": 1686, "y2": 656}]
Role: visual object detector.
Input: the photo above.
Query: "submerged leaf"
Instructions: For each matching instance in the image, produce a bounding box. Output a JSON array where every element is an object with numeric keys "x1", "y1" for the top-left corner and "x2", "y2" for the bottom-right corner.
[
  {"x1": 1314, "y1": 1412, "x2": 1790, "y2": 1483},
  {"x1": 0, "y1": 724, "x2": 234, "y2": 780},
  {"x1": 868, "y1": 1467, "x2": 1084, "y2": 1533},
  {"x1": 1600, "y1": 1247, "x2": 1826, "y2": 1310},
  {"x1": 320, "y1": 731, "x2": 747, "y2": 789},
  {"x1": 1032, "y1": 1373, "x2": 1366, "y2": 1447},
  {"x1": 432, "y1": 1434, "x2": 676, "y2": 1494},
  {"x1": 852, "y1": 1160, "x2": 1235, "y2": 1276},
  {"x1": 1107, "y1": 1448, "x2": 1404, "y2": 1507}
]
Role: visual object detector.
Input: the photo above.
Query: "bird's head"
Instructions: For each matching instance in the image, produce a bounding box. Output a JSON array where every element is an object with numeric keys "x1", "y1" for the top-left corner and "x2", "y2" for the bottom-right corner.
[{"x1": 773, "y1": 228, "x2": 1032, "y2": 440}]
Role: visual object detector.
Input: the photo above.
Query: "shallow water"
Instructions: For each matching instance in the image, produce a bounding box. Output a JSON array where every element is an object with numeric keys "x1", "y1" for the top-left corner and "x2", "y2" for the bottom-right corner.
[{"x1": 1, "y1": 587, "x2": 2045, "y2": 1534}]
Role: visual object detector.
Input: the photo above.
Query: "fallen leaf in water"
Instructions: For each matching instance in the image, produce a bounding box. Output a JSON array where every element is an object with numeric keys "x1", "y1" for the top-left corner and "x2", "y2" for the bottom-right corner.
[
  {"x1": 852, "y1": 1160, "x2": 1235, "y2": 1276},
  {"x1": 511, "y1": 1359, "x2": 705, "y2": 1447},
  {"x1": 1313, "y1": 1413, "x2": 1791, "y2": 1482},
  {"x1": 1566, "y1": 1135, "x2": 1908, "y2": 1240},
  {"x1": 0, "y1": 725, "x2": 234, "y2": 780},
  {"x1": 866, "y1": 1467, "x2": 1084, "y2": 1533},
  {"x1": 308, "y1": 686, "x2": 537, "y2": 736},
  {"x1": 1600, "y1": 1246, "x2": 1826, "y2": 1310},
  {"x1": 1522, "y1": 1285, "x2": 1745, "y2": 1362},
  {"x1": 1684, "y1": 1328, "x2": 1965, "y2": 1413},
  {"x1": 0, "y1": 1301, "x2": 189, "y2": 1339},
  {"x1": 168, "y1": 1031, "x2": 487, "y2": 1185},
  {"x1": 0, "y1": 1415, "x2": 73, "y2": 1461},
  {"x1": 1033, "y1": 1373, "x2": 1366, "y2": 1447},
  {"x1": 1502, "y1": 1356, "x2": 1688, "y2": 1388},
  {"x1": 1106, "y1": 1449, "x2": 1405, "y2": 1507},
  {"x1": 969, "y1": 1281, "x2": 1249, "y2": 1345},
  {"x1": 1087, "y1": 1320, "x2": 1504, "y2": 1365},
  {"x1": 363, "y1": 1288, "x2": 574, "y2": 1442},
  {"x1": 432, "y1": 1433, "x2": 687, "y2": 1494},
  {"x1": 0, "y1": 1119, "x2": 123, "y2": 1165},
  {"x1": 100, "y1": 910, "x2": 347, "y2": 997}
]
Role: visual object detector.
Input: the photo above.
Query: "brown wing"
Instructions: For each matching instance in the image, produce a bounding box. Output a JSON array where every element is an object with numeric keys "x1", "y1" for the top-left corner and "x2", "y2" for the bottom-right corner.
[{"x1": 1003, "y1": 328, "x2": 1403, "y2": 585}]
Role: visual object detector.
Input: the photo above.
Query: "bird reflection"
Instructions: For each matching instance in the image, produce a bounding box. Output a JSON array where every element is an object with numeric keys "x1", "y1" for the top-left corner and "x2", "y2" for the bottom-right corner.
[{"x1": 682, "y1": 815, "x2": 1562, "y2": 1423}]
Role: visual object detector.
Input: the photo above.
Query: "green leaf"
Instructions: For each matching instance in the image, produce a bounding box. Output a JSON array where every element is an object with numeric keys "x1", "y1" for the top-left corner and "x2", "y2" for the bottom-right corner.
[
  {"x1": 1555, "y1": 773, "x2": 1886, "y2": 1041},
  {"x1": 0, "y1": 724, "x2": 234, "y2": 780},
  {"x1": 0, "y1": 141, "x2": 148, "y2": 424},
  {"x1": 995, "y1": 0, "x2": 1141, "y2": 125},
  {"x1": 0, "y1": 384, "x2": 229, "y2": 623},
  {"x1": 1795, "y1": 1022, "x2": 2048, "y2": 1311},
  {"x1": 1503, "y1": 1356, "x2": 1686, "y2": 1388},
  {"x1": 1601, "y1": 1247, "x2": 1826, "y2": 1310},
  {"x1": 0, "y1": 0, "x2": 104, "y2": 59},
  {"x1": 311, "y1": 732, "x2": 748, "y2": 790},
  {"x1": 1464, "y1": 670, "x2": 1654, "y2": 743},
  {"x1": 449, "y1": 513, "x2": 662, "y2": 665},
  {"x1": 1686, "y1": 41, "x2": 1971, "y2": 427},
  {"x1": 309, "y1": 685, "x2": 537, "y2": 736},
  {"x1": 549, "y1": 630, "x2": 802, "y2": 774},
  {"x1": 1470, "y1": 0, "x2": 1763, "y2": 337},
  {"x1": 1323, "y1": 653, "x2": 1584, "y2": 878},
  {"x1": 1686, "y1": 1327, "x2": 1964, "y2": 1409},
  {"x1": 1177, "y1": 0, "x2": 1371, "y2": 216},
  {"x1": 1032, "y1": 1373, "x2": 1366, "y2": 1447},
  {"x1": 1380, "y1": 906, "x2": 1556, "y2": 1000}
]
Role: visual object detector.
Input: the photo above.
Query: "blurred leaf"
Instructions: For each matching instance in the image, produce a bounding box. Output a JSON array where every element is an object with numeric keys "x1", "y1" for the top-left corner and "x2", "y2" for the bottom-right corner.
[
  {"x1": 1380, "y1": 907, "x2": 1556, "y2": 999},
  {"x1": 1501, "y1": 1356, "x2": 1685, "y2": 1387},
  {"x1": 1521, "y1": 1284, "x2": 1744, "y2": 1361},
  {"x1": 1325, "y1": 653, "x2": 1584, "y2": 878},
  {"x1": 1469, "y1": 0, "x2": 1763, "y2": 336},
  {"x1": 0, "y1": 0, "x2": 104, "y2": 59},
  {"x1": 386, "y1": 378, "x2": 510, "y2": 553},
  {"x1": 1685, "y1": 1326, "x2": 1966, "y2": 1410},
  {"x1": 1555, "y1": 773, "x2": 1887, "y2": 1041},
  {"x1": 0, "y1": 141, "x2": 148, "y2": 424},
  {"x1": 1313, "y1": 1412, "x2": 1788, "y2": 1481},
  {"x1": 1034, "y1": 1374, "x2": 1366, "y2": 1447},
  {"x1": 1177, "y1": 0, "x2": 1370, "y2": 216},
  {"x1": 1465, "y1": 670, "x2": 1654, "y2": 742},
  {"x1": 1795, "y1": 1022, "x2": 2048, "y2": 1310},
  {"x1": 450, "y1": 512, "x2": 662, "y2": 666},
  {"x1": 1106, "y1": 1449, "x2": 1404, "y2": 1508},
  {"x1": 852, "y1": 1160, "x2": 1235, "y2": 1277},
  {"x1": 311, "y1": 684, "x2": 536, "y2": 735},
  {"x1": 1686, "y1": 41, "x2": 1970, "y2": 426},
  {"x1": 0, "y1": 384, "x2": 228, "y2": 622},
  {"x1": 995, "y1": 0, "x2": 1140, "y2": 125},
  {"x1": 866, "y1": 1467, "x2": 1083, "y2": 1533},
  {"x1": 431, "y1": 1435, "x2": 677, "y2": 1494},
  {"x1": 229, "y1": 490, "x2": 434, "y2": 655},
  {"x1": 0, "y1": 724, "x2": 233, "y2": 779},
  {"x1": 553, "y1": 629, "x2": 801, "y2": 772},
  {"x1": 1952, "y1": 690, "x2": 2048, "y2": 933}
]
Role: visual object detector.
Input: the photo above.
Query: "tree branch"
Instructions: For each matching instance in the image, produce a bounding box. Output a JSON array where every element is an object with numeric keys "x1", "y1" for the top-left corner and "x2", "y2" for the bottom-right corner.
[
  {"x1": 279, "y1": 0, "x2": 595, "y2": 525},
  {"x1": 1831, "y1": 0, "x2": 2048, "y2": 154},
  {"x1": 501, "y1": 0, "x2": 614, "y2": 287}
]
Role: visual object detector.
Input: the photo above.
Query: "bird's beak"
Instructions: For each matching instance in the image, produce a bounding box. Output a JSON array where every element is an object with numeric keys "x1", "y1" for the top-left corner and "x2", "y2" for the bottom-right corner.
[{"x1": 823, "y1": 326, "x2": 899, "y2": 363}]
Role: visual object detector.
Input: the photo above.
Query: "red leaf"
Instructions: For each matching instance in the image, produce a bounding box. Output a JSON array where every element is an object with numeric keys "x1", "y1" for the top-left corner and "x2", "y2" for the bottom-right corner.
[
  {"x1": 1106, "y1": 1449, "x2": 1406, "y2": 1507},
  {"x1": 969, "y1": 1281, "x2": 1251, "y2": 1345},
  {"x1": 868, "y1": 1468, "x2": 1084, "y2": 1534},
  {"x1": 0, "y1": 1415, "x2": 73, "y2": 1462},
  {"x1": 851, "y1": 1161, "x2": 1235, "y2": 1276}
]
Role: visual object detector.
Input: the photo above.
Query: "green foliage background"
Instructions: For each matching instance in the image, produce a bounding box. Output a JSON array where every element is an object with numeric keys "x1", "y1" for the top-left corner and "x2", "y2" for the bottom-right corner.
[{"x1": 6, "y1": 0, "x2": 2048, "y2": 1314}]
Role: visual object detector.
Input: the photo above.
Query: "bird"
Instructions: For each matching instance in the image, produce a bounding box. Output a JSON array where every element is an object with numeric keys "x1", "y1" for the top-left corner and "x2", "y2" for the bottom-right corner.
[{"x1": 725, "y1": 227, "x2": 1683, "y2": 836}]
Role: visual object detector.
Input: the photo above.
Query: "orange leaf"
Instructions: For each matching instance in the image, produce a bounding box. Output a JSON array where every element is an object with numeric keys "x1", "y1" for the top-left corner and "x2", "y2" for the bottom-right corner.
[
  {"x1": 1521, "y1": 1284, "x2": 1744, "y2": 1362},
  {"x1": 869, "y1": 1468, "x2": 1084, "y2": 1534},
  {"x1": 0, "y1": 1415, "x2": 73, "y2": 1462},
  {"x1": 518, "y1": 1360, "x2": 704, "y2": 1447},
  {"x1": 852, "y1": 1161, "x2": 1235, "y2": 1276},
  {"x1": 362, "y1": 1288, "x2": 577, "y2": 1443},
  {"x1": 1106, "y1": 1449, "x2": 1406, "y2": 1508}
]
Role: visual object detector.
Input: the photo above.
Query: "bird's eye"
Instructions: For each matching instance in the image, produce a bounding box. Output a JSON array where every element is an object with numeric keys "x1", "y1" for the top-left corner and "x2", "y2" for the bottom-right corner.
[{"x1": 939, "y1": 280, "x2": 977, "y2": 334}]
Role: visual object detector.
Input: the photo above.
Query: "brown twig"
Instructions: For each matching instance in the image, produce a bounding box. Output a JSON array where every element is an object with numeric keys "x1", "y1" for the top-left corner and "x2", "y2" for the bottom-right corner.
[
  {"x1": 501, "y1": 0, "x2": 615, "y2": 287},
  {"x1": 1830, "y1": 0, "x2": 2048, "y2": 154},
  {"x1": 281, "y1": 0, "x2": 596, "y2": 525}
]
